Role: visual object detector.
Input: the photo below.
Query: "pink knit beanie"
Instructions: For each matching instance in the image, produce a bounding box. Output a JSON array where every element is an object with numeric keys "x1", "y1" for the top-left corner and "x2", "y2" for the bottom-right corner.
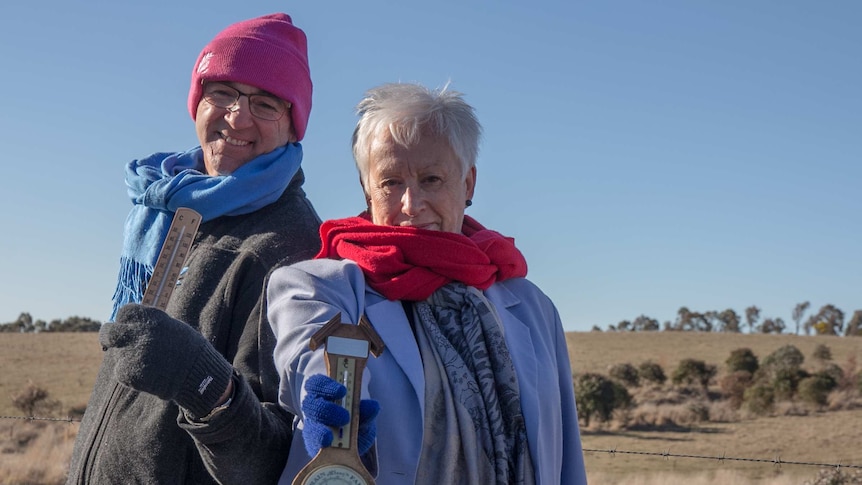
[{"x1": 188, "y1": 13, "x2": 312, "y2": 141}]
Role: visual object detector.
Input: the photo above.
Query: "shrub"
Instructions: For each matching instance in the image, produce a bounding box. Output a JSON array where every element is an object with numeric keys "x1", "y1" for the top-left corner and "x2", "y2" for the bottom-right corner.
[
  {"x1": 798, "y1": 373, "x2": 838, "y2": 407},
  {"x1": 743, "y1": 383, "x2": 775, "y2": 415},
  {"x1": 638, "y1": 361, "x2": 667, "y2": 386},
  {"x1": 761, "y1": 344, "x2": 805, "y2": 375},
  {"x1": 756, "y1": 344, "x2": 807, "y2": 400},
  {"x1": 609, "y1": 363, "x2": 640, "y2": 387},
  {"x1": 726, "y1": 347, "x2": 759, "y2": 374},
  {"x1": 837, "y1": 356, "x2": 858, "y2": 390},
  {"x1": 805, "y1": 467, "x2": 862, "y2": 484},
  {"x1": 11, "y1": 381, "x2": 49, "y2": 416},
  {"x1": 820, "y1": 363, "x2": 845, "y2": 385},
  {"x1": 687, "y1": 402, "x2": 710, "y2": 422},
  {"x1": 812, "y1": 343, "x2": 833, "y2": 362},
  {"x1": 672, "y1": 358, "x2": 717, "y2": 392},
  {"x1": 626, "y1": 400, "x2": 713, "y2": 429},
  {"x1": 573, "y1": 373, "x2": 632, "y2": 426},
  {"x1": 772, "y1": 368, "x2": 809, "y2": 400},
  {"x1": 718, "y1": 370, "x2": 754, "y2": 409},
  {"x1": 612, "y1": 380, "x2": 633, "y2": 411}
]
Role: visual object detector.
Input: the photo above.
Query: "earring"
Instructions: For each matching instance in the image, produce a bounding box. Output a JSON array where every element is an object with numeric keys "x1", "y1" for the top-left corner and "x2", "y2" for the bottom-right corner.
[{"x1": 466, "y1": 199, "x2": 473, "y2": 207}]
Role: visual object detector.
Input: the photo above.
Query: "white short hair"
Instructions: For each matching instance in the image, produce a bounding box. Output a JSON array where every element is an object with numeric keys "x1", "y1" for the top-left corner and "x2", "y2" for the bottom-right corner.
[{"x1": 351, "y1": 82, "x2": 482, "y2": 189}]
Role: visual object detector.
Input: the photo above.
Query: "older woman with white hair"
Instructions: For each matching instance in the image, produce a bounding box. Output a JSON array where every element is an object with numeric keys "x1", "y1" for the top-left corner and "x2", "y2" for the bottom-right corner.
[{"x1": 268, "y1": 82, "x2": 587, "y2": 484}]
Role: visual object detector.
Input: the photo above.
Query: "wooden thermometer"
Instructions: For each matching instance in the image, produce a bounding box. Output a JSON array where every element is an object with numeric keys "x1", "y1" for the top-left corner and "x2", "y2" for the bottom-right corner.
[
  {"x1": 293, "y1": 313, "x2": 385, "y2": 485},
  {"x1": 141, "y1": 207, "x2": 201, "y2": 310}
]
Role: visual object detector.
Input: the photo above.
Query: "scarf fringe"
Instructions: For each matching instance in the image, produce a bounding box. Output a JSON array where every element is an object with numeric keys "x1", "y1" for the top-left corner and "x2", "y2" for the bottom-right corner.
[{"x1": 109, "y1": 256, "x2": 153, "y2": 321}]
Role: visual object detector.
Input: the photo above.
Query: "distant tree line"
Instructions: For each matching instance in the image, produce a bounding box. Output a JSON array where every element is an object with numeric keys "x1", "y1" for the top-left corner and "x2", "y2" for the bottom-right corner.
[
  {"x1": 0, "y1": 312, "x2": 101, "y2": 332},
  {"x1": 5, "y1": 301, "x2": 861, "y2": 336},
  {"x1": 598, "y1": 301, "x2": 862, "y2": 336}
]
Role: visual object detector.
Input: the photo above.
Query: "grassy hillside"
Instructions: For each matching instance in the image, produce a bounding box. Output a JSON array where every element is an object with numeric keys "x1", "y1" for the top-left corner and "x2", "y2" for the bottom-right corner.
[
  {"x1": 1, "y1": 331, "x2": 861, "y2": 484},
  {"x1": 566, "y1": 330, "x2": 862, "y2": 376},
  {"x1": 5, "y1": 331, "x2": 857, "y2": 416},
  {"x1": 569, "y1": 331, "x2": 862, "y2": 484},
  {"x1": 0, "y1": 333, "x2": 102, "y2": 417}
]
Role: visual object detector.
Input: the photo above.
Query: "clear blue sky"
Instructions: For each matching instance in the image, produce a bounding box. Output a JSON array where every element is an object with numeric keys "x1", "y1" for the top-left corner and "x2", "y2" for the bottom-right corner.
[{"x1": 0, "y1": 1, "x2": 859, "y2": 332}]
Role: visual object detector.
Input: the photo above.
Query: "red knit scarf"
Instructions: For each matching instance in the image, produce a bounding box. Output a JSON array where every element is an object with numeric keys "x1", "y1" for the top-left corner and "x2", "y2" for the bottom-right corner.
[{"x1": 315, "y1": 214, "x2": 528, "y2": 301}]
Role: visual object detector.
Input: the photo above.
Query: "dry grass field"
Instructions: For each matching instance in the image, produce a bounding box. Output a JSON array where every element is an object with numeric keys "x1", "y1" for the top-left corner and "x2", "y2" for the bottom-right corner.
[
  {"x1": 568, "y1": 331, "x2": 862, "y2": 484},
  {"x1": 0, "y1": 333, "x2": 101, "y2": 485},
  {"x1": 1, "y1": 331, "x2": 861, "y2": 484},
  {"x1": 0, "y1": 332, "x2": 102, "y2": 418},
  {"x1": 566, "y1": 330, "x2": 862, "y2": 376}
]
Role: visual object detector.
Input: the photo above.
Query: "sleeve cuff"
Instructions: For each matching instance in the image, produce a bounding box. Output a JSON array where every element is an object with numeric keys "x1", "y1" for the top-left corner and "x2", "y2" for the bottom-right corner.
[{"x1": 176, "y1": 340, "x2": 234, "y2": 419}]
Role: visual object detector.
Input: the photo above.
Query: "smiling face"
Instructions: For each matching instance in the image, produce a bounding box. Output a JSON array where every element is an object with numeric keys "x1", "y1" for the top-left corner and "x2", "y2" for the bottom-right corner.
[
  {"x1": 194, "y1": 81, "x2": 295, "y2": 176},
  {"x1": 365, "y1": 130, "x2": 476, "y2": 233}
]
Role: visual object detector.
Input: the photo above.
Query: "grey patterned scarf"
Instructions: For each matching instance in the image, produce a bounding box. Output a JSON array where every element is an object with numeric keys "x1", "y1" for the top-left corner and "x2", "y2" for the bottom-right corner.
[{"x1": 411, "y1": 282, "x2": 534, "y2": 485}]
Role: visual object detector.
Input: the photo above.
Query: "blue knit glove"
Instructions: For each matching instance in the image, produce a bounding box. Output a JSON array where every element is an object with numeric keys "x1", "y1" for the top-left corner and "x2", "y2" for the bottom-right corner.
[{"x1": 301, "y1": 374, "x2": 380, "y2": 458}]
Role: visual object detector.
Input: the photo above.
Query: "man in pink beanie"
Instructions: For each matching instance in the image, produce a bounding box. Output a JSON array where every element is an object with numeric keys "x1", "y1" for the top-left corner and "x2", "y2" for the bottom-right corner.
[
  {"x1": 68, "y1": 13, "x2": 321, "y2": 485},
  {"x1": 189, "y1": 13, "x2": 313, "y2": 142}
]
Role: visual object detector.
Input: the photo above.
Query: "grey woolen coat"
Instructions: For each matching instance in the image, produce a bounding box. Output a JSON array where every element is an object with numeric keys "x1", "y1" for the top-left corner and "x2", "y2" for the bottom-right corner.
[{"x1": 67, "y1": 169, "x2": 322, "y2": 484}]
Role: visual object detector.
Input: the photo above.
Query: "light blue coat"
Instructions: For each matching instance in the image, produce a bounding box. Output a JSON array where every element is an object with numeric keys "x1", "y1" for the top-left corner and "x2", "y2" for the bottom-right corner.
[{"x1": 267, "y1": 258, "x2": 587, "y2": 485}]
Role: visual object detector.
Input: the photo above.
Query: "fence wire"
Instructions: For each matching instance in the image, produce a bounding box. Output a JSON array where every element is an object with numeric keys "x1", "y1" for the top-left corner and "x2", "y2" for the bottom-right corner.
[
  {"x1": 1, "y1": 414, "x2": 80, "y2": 423},
  {"x1": 2, "y1": 415, "x2": 860, "y2": 473},
  {"x1": 583, "y1": 447, "x2": 862, "y2": 471}
]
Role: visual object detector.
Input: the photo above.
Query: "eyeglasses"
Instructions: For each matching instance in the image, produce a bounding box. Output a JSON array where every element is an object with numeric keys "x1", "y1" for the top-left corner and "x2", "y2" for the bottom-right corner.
[{"x1": 202, "y1": 82, "x2": 291, "y2": 121}]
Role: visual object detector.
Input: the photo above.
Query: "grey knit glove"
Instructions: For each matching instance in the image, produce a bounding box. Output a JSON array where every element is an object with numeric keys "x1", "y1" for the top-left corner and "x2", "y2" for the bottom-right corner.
[{"x1": 99, "y1": 303, "x2": 233, "y2": 419}]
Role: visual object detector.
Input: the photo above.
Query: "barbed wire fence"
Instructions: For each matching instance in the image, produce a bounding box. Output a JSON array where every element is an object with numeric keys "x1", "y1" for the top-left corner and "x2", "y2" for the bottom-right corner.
[
  {"x1": 2, "y1": 414, "x2": 860, "y2": 476},
  {"x1": 582, "y1": 446, "x2": 862, "y2": 471},
  {"x1": 1, "y1": 414, "x2": 80, "y2": 424}
]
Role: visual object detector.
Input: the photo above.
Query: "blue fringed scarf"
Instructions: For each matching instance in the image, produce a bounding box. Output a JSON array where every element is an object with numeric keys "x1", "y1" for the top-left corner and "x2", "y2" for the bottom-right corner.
[{"x1": 109, "y1": 143, "x2": 303, "y2": 320}]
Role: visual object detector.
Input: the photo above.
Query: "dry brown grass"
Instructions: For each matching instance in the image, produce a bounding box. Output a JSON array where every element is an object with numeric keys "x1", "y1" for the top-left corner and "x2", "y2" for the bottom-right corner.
[
  {"x1": 0, "y1": 420, "x2": 79, "y2": 485},
  {"x1": 567, "y1": 331, "x2": 862, "y2": 484},
  {"x1": 582, "y1": 406, "x2": 862, "y2": 484},
  {"x1": 1, "y1": 331, "x2": 861, "y2": 484},
  {"x1": 588, "y1": 469, "x2": 806, "y2": 485},
  {"x1": 0, "y1": 333, "x2": 102, "y2": 417}
]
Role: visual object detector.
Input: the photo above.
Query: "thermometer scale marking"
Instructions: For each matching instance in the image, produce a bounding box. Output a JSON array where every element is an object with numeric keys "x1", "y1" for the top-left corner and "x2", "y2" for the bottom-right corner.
[
  {"x1": 141, "y1": 207, "x2": 201, "y2": 311},
  {"x1": 293, "y1": 314, "x2": 384, "y2": 485}
]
